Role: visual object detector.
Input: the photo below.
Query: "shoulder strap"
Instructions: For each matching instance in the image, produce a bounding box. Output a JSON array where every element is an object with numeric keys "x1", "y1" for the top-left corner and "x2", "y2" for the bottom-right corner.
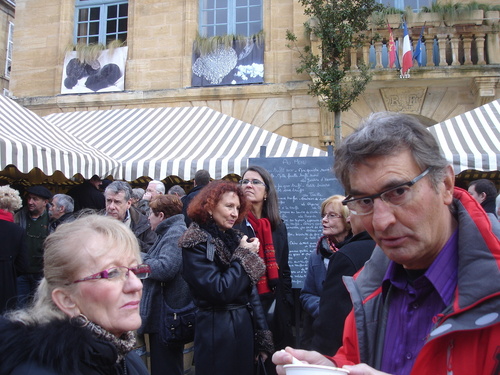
[{"x1": 206, "y1": 233, "x2": 215, "y2": 261}]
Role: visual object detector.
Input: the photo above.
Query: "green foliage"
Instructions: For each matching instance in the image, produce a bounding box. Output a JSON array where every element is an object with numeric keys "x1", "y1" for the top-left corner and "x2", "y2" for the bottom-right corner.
[
  {"x1": 420, "y1": 1, "x2": 498, "y2": 14},
  {"x1": 286, "y1": 0, "x2": 385, "y2": 114},
  {"x1": 65, "y1": 40, "x2": 127, "y2": 64},
  {"x1": 194, "y1": 31, "x2": 265, "y2": 56}
]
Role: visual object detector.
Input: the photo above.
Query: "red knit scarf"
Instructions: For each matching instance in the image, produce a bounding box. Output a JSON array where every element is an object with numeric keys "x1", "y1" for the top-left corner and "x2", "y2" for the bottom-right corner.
[
  {"x1": 0, "y1": 208, "x2": 14, "y2": 222},
  {"x1": 247, "y1": 211, "x2": 279, "y2": 294}
]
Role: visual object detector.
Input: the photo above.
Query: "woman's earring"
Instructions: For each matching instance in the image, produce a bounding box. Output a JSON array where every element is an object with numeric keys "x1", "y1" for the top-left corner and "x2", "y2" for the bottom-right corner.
[{"x1": 70, "y1": 313, "x2": 90, "y2": 328}]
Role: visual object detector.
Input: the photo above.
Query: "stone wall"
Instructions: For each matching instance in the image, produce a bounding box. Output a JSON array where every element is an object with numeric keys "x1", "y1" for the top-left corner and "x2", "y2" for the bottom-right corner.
[{"x1": 10, "y1": 0, "x2": 500, "y2": 151}]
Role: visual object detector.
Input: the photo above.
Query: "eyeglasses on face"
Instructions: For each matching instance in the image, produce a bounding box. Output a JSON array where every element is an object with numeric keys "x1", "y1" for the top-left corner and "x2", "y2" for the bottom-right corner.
[
  {"x1": 72, "y1": 264, "x2": 151, "y2": 284},
  {"x1": 239, "y1": 179, "x2": 267, "y2": 187},
  {"x1": 342, "y1": 167, "x2": 431, "y2": 216},
  {"x1": 323, "y1": 212, "x2": 343, "y2": 220}
]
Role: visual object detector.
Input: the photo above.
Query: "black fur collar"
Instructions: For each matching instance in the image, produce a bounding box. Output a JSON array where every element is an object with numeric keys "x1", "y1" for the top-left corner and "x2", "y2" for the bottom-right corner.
[{"x1": 0, "y1": 317, "x2": 119, "y2": 374}]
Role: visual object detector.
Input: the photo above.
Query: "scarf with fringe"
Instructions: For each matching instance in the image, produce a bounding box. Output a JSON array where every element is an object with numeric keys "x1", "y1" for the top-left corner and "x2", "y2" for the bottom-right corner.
[{"x1": 247, "y1": 212, "x2": 279, "y2": 294}]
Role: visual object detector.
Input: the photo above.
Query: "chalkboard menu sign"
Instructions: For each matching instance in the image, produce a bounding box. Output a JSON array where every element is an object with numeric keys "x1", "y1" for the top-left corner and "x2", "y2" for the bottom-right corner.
[{"x1": 249, "y1": 154, "x2": 344, "y2": 288}]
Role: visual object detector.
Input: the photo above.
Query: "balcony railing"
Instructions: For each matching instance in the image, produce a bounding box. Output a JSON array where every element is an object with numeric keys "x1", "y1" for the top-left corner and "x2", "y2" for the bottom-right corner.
[{"x1": 322, "y1": 10, "x2": 500, "y2": 72}]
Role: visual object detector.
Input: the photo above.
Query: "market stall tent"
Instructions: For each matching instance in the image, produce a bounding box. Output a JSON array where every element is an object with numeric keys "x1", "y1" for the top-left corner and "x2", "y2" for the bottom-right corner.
[
  {"x1": 0, "y1": 95, "x2": 122, "y2": 183},
  {"x1": 45, "y1": 106, "x2": 327, "y2": 181},
  {"x1": 428, "y1": 99, "x2": 500, "y2": 175}
]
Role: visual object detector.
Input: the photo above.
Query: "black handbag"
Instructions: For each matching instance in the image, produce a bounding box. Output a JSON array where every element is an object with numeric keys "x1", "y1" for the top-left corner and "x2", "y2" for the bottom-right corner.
[
  {"x1": 160, "y1": 297, "x2": 197, "y2": 345},
  {"x1": 158, "y1": 234, "x2": 203, "y2": 345}
]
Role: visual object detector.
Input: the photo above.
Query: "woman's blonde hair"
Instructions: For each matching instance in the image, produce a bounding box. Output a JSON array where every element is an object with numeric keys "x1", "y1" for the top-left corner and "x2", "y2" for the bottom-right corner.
[
  {"x1": 6, "y1": 215, "x2": 141, "y2": 325},
  {"x1": 0, "y1": 185, "x2": 22, "y2": 213},
  {"x1": 320, "y1": 194, "x2": 351, "y2": 232}
]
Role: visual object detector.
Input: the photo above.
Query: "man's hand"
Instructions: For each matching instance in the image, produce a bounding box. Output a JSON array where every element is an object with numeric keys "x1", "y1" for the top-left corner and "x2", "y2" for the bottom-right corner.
[{"x1": 272, "y1": 347, "x2": 335, "y2": 375}]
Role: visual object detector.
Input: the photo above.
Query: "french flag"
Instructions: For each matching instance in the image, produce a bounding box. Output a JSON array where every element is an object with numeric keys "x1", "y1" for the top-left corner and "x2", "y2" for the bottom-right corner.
[{"x1": 401, "y1": 21, "x2": 413, "y2": 77}]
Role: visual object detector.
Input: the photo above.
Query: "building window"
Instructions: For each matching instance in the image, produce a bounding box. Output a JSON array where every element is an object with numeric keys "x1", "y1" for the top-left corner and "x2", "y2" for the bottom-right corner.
[
  {"x1": 377, "y1": 0, "x2": 432, "y2": 11},
  {"x1": 5, "y1": 22, "x2": 13, "y2": 78},
  {"x1": 199, "y1": 0, "x2": 262, "y2": 37},
  {"x1": 75, "y1": 0, "x2": 128, "y2": 45}
]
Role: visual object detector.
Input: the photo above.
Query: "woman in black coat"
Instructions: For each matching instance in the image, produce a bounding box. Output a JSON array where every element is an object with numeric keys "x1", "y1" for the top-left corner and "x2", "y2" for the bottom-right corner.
[
  {"x1": 0, "y1": 215, "x2": 150, "y2": 375},
  {"x1": 179, "y1": 181, "x2": 273, "y2": 375},
  {"x1": 235, "y1": 166, "x2": 294, "y2": 370},
  {"x1": 0, "y1": 185, "x2": 28, "y2": 314}
]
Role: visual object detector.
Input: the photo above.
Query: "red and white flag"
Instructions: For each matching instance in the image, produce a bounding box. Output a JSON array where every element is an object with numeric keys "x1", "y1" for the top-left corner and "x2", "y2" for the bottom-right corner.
[
  {"x1": 387, "y1": 23, "x2": 396, "y2": 69},
  {"x1": 401, "y1": 21, "x2": 412, "y2": 77}
]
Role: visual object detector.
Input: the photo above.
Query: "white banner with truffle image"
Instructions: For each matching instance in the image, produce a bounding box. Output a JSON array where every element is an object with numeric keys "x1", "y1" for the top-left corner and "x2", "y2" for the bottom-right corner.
[{"x1": 61, "y1": 47, "x2": 128, "y2": 94}]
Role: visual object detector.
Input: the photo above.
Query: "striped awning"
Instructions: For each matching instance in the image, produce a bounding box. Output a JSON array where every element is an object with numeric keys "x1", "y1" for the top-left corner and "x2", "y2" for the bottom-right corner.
[
  {"x1": 428, "y1": 100, "x2": 500, "y2": 174},
  {"x1": 0, "y1": 96, "x2": 122, "y2": 179},
  {"x1": 45, "y1": 106, "x2": 327, "y2": 180}
]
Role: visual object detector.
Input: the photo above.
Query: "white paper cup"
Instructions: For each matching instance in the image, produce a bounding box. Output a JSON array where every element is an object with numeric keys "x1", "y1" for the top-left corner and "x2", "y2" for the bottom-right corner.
[{"x1": 284, "y1": 364, "x2": 350, "y2": 375}]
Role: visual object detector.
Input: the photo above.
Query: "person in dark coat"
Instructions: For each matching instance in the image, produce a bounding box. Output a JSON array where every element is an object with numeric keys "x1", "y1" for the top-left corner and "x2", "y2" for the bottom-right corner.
[
  {"x1": 139, "y1": 194, "x2": 190, "y2": 375},
  {"x1": 14, "y1": 185, "x2": 52, "y2": 308},
  {"x1": 234, "y1": 165, "x2": 294, "y2": 375},
  {"x1": 311, "y1": 212, "x2": 375, "y2": 355},
  {"x1": 179, "y1": 181, "x2": 273, "y2": 375},
  {"x1": 48, "y1": 194, "x2": 76, "y2": 233},
  {"x1": 0, "y1": 186, "x2": 28, "y2": 314},
  {"x1": 299, "y1": 195, "x2": 352, "y2": 350},
  {"x1": 104, "y1": 181, "x2": 157, "y2": 252},
  {"x1": 0, "y1": 215, "x2": 150, "y2": 375},
  {"x1": 468, "y1": 178, "x2": 498, "y2": 217},
  {"x1": 181, "y1": 169, "x2": 210, "y2": 226},
  {"x1": 67, "y1": 175, "x2": 105, "y2": 212}
]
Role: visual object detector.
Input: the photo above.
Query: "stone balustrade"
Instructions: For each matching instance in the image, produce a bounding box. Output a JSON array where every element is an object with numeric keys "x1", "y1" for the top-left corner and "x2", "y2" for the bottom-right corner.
[{"x1": 333, "y1": 11, "x2": 500, "y2": 72}]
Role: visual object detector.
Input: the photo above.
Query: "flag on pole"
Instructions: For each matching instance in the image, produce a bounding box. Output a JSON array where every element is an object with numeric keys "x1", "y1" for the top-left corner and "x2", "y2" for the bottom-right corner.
[
  {"x1": 387, "y1": 23, "x2": 396, "y2": 68},
  {"x1": 401, "y1": 21, "x2": 413, "y2": 78},
  {"x1": 413, "y1": 24, "x2": 425, "y2": 67}
]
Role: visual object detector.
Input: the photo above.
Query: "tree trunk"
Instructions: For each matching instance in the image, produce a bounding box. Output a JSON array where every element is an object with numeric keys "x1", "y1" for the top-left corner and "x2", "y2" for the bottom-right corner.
[{"x1": 334, "y1": 110, "x2": 342, "y2": 148}]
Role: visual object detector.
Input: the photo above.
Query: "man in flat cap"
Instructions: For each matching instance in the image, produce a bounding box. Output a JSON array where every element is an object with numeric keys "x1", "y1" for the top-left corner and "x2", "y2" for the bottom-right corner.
[{"x1": 14, "y1": 185, "x2": 52, "y2": 307}]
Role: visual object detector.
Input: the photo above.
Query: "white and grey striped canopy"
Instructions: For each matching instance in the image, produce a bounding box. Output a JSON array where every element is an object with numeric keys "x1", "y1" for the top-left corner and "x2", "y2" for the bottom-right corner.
[
  {"x1": 0, "y1": 95, "x2": 122, "y2": 179},
  {"x1": 428, "y1": 99, "x2": 500, "y2": 174},
  {"x1": 45, "y1": 106, "x2": 327, "y2": 181}
]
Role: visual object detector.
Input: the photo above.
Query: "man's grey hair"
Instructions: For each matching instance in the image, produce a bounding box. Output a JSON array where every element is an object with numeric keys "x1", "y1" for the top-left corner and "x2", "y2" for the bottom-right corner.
[
  {"x1": 53, "y1": 194, "x2": 74, "y2": 213},
  {"x1": 168, "y1": 185, "x2": 186, "y2": 197},
  {"x1": 149, "y1": 180, "x2": 165, "y2": 194},
  {"x1": 105, "y1": 181, "x2": 133, "y2": 201},
  {"x1": 334, "y1": 112, "x2": 450, "y2": 193},
  {"x1": 194, "y1": 170, "x2": 210, "y2": 186},
  {"x1": 132, "y1": 188, "x2": 145, "y2": 200}
]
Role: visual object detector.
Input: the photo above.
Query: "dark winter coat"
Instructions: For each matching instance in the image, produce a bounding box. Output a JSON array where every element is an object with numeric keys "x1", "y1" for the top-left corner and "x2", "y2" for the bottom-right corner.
[
  {"x1": 139, "y1": 214, "x2": 190, "y2": 334},
  {"x1": 180, "y1": 184, "x2": 207, "y2": 226},
  {"x1": 311, "y1": 231, "x2": 375, "y2": 355},
  {"x1": 0, "y1": 318, "x2": 149, "y2": 375},
  {"x1": 234, "y1": 219, "x2": 294, "y2": 351},
  {"x1": 67, "y1": 180, "x2": 105, "y2": 211},
  {"x1": 48, "y1": 212, "x2": 76, "y2": 234},
  {"x1": 128, "y1": 206, "x2": 157, "y2": 252},
  {"x1": 0, "y1": 219, "x2": 28, "y2": 314},
  {"x1": 179, "y1": 223, "x2": 273, "y2": 375}
]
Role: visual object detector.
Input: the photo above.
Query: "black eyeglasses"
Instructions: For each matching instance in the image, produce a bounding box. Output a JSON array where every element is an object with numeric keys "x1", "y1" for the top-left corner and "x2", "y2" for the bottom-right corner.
[
  {"x1": 342, "y1": 168, "x2": 431, "y2": 216},
  {"x1": 239, "y1": 179, "x2": 267, "y2": 187},
  {"x1": 72, "y1": 264, "x2": 151, "y2": 284}
]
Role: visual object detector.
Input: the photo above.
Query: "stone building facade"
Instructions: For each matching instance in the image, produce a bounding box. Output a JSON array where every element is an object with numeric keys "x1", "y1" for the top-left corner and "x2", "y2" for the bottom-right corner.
[
  {"x1": 8, "y1": 0, "x2": 500, "y2": 152},
  {"x1": 0, "y1": 0, "x2": 14, "y2": 95}
]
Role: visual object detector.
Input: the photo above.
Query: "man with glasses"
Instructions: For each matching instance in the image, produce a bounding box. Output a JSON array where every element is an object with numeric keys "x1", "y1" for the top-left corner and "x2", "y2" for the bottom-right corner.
[{"x1": 273, "y1": 112, "x2": 500, "y2": 375}]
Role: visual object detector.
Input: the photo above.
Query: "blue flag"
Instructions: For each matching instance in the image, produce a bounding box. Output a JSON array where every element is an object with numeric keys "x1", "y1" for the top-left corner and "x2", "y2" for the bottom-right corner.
[{"x1": 413, "y1": 24, "x2": 425, "y2": 67}]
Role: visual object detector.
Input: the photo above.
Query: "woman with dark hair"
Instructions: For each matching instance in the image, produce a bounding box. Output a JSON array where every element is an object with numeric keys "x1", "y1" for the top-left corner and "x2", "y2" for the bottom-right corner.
[
  {"x1": 179, "y1": 180, "x2": 273, "y2": 375},
  {"x1": 139, "y1": 194, "x2": 189, "y2": 375},
  {"x1": 235, "y1": 166, "x2": 294, "y2": 373}
]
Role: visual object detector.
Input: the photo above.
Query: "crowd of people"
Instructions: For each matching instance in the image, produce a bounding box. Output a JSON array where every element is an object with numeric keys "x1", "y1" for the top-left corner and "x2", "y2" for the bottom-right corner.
[{"x1": 0, "y1": 111, "x2": 498, "y2": 375}]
